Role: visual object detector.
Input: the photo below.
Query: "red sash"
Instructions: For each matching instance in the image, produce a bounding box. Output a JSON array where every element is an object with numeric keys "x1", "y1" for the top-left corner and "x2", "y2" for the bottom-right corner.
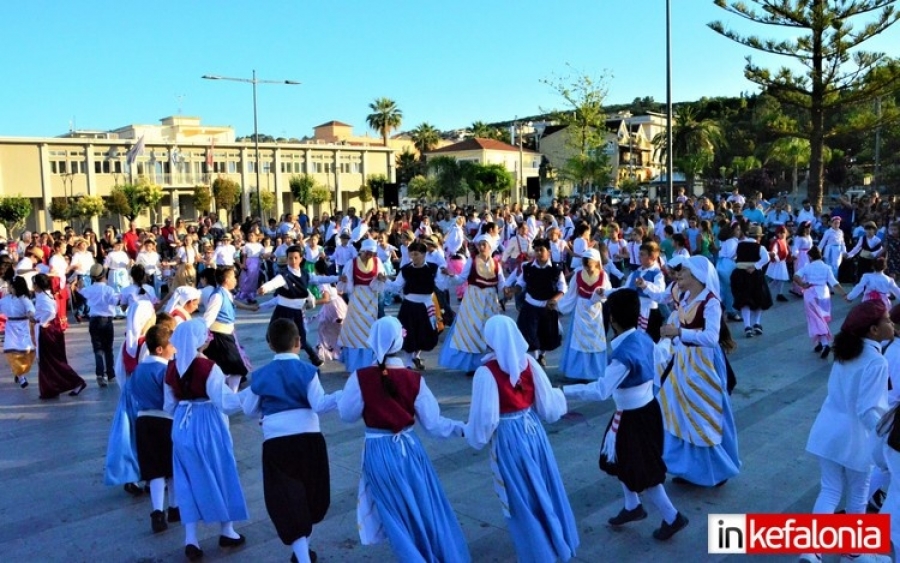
[{"x1": 122, "y1": 337, "x2": 146, "y2": 375}]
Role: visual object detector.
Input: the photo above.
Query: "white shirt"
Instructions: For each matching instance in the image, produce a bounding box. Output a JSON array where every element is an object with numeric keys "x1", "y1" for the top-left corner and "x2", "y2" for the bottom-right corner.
[
  {"x1": 70, "y1": 251, "x2": 95, "y2": 275},
  {"x1": 119, "y1": 284, "x2": 159, "y2": 308},
  {"x1": 847, "y1": 272, "x2": 900, "y2": 302},
  {"x1": 240, "y1": 353, "x2": 342, "y2": 440},
  {"x1": 78, "y1": 282, "x2": 121, "y2": 317},
  {"x1": 794, "y1": 261, "x2": 840, "y2": 299},
  {"x1": 213, "y1": 244, "x2": 236, "y2": 266},
  {"x1": 104, "y1": 250, "x2": 131, "y2": 270}
]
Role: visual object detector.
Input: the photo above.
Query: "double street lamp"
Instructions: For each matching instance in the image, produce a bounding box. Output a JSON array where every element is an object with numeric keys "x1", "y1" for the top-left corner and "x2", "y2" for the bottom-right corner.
[{"x1": 202, "y1": 71, "x2": 301, "y2": 220}]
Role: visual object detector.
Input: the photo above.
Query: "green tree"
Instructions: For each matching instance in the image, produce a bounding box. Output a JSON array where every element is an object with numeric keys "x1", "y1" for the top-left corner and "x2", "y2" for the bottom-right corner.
[
  {"x1": 709, "y1": 0, "x2": 900, "y2": 208},
  {"x1": 71, "y1": 195, "x2": 106, "y2": 230},
  {"x1": 308, "y1": 186, "x2": 332, "y2": 212},
  {"x1": 105, "y1": 179, "x2": 163, "y2": 222},
  {"x1": 212, "y1": 177, "x2": 241, "y2": 211},
  {"x1": 49, "y1": 198, "x2": 72, "y2": 223},
  {"x1": 365, "y1": 174, "x2": 388, "y2": 204},
  {"x1": 407, "y1": 175, "x2": 435, "y2": 199},
  {"x1": 250, "y1": 189, "x2": 276, "y2": 217},
  {"x1": 193, "y1": 185, "x2": 212, "y2": 214},
  {"x1": 471, "y1": 163, "x2": 514, "y2": 200},
  {"x1": 289, "y1": 174, "x2": 317, "y2": 204},
  {"x1": 358, "y1": 184, "x2": 373, "y2": 205},
  {"x1": 410, "y1": 123, "x2": 441, "y2": 157},
  {"x1": 427, "y1": 156, "x2": 476, "y2": 202},
  {"x1": 105, "y1": 187, "x2": 132, "y2": 220},
  {"x1": 366, "y1": 97, "x2": 403, "y2": 147},
  {"x1": 0, "y1": 196, "x2": 33, "y2": 239},
  {"x1": 766, "y1": 136, "x2": 814, "y2": 192},
  {"x1": 732, "y1": 155, "x2": 763, "y2": 178},
  {"x1": 396, "y1": 148, "x2": 423, "y2": 184},
  {"x1": 652, "y1": 105, "x2": 725, "y2": 188},
  {"x1": 541, "y1": 65, "x2": 613, "y2": 192},
  {"x1": 470, "y1": 121, "x2": 493, "y2": 138}
]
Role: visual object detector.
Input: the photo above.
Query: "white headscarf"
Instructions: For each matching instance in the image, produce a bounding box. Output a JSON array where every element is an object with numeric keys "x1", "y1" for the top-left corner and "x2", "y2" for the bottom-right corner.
[
  {"x1": 125, "y1": 300, "x2": 156, "y2": 357},
  {"x1": 473, "y1": 233, "x2": 491, "y2": 245},
  {"x1": 360, "y1": 238, "x2": 377, "y2": 254},
  {"x1": 171, "y1": 319, "x2": 209, "y2": 377},
  {"x1": 366, "y1": 316, "x2": 404, "y2": 365},
  {"x1": 685, "y1": 255, "x2": 720, "y2": 299},
  {"x1": 165, "y1": 286, "x2": 201, "y2": 314},
  {"x1": 581, "y1": 248, "x2": 602, "y2": 263},
  {"x1": 483, "y1": 316, "x2": 529, "y2": 386}
]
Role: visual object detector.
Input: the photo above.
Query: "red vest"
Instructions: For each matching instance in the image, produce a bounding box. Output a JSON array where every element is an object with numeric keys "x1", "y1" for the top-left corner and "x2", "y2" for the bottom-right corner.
[
  {"x1": 357, "y1": 366, "x2": 421, "y2": 433},
  {"x1": 172, "y1": 309, "x2": 189, "y2": 323},
  {"x1": 164, "y1": 357, "x2": 216, "y2": 400},
  {"x1": 353, "y1": 259, "x2": 377, "y2": 286},
  {"x1": 485, "y1": 359, "x2": 535, "y2": 413},
  {"x1": 467, "y1": 256, "x2": 500, "y2": 289},
  {"x1": 121, "y1": 337, "x2": 146, "y2": 375},
  {"x1": 576, "y1": 271, "x2": 605, "y2": 299},
  {"x1": 770, "y1": 238, "x2": 789, "y2": 261}
]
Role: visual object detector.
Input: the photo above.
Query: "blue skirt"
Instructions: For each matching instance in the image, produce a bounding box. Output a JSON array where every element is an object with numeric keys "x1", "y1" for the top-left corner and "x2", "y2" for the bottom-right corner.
[
  {"x1": 559, "y1": 316, "x2": 606, "y2": 381},
  {"x1": 493, "y1": 409, "x2": 579, "y2": 563},
  {"x1": 172, "y1": 401, "x2": 248, "y2": 524},
  {"x1": 662, "y1": 348, "x2": 741, "y2": 486},
  {"x1": 362, "y1": 429, "x2": 470, "y2": 563},
  {"x1": 341, "y1": 347, "x2": 376, "y2": 374},
  {"x1": 437, "y1": 325, "x2": 483, "y2": 372},
  {"x1": 104, "y1": 377, "x2": 141, "y2": 486}
]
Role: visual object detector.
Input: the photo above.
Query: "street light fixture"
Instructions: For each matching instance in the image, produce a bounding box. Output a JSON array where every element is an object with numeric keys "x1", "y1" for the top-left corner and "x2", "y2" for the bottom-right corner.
[
  {"x1": 202, "y1": 71, "x2": 301, "y2": 221},
  {"x1": 665, "y1": 0, "x2": 674, "y2": 207}
]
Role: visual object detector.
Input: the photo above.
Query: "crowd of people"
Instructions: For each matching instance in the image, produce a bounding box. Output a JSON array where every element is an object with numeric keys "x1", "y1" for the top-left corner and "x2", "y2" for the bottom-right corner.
[{"x1": 3, "y1": 184, "x2": 900, "y2": 562}]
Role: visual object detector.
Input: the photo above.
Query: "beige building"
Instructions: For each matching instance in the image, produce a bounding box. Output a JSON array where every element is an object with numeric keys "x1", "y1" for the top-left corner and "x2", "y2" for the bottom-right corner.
[
  {"x1": 0, "y1": 115, "x2": 393, "y2": 235},
  {"x1": 424, "y1": 137, "x2": 541, "y2": 202}
]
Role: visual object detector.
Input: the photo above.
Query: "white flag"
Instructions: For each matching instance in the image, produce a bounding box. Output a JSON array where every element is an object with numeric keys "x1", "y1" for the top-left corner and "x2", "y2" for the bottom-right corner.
[{"x1": 126, "y1": 135, "x2": 146, "y2": 165}]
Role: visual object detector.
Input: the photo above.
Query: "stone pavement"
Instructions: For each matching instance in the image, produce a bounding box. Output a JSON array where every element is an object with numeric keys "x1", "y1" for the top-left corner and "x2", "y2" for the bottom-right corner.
[{"x1": 0, "y1": 293, "x2": 863, "y2": 562}]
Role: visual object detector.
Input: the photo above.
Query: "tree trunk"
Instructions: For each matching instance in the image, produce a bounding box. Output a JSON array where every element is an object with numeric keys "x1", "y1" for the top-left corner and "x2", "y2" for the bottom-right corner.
[
  {"x1": 807, "y1": 0, "x2": 826, "y2": 210},
  {"x1": 792, "y1": 163, "x2": 799, "y2": 193}
]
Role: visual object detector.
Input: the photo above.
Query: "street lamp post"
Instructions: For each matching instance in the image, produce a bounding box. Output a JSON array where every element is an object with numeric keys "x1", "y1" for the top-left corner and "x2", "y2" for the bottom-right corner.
[
  {"x1": 665, "y1": 0, "x2": 674, "y2": 207},
  {"x1": 202, "y1": 71, "x2": 301, "y2": 221}
]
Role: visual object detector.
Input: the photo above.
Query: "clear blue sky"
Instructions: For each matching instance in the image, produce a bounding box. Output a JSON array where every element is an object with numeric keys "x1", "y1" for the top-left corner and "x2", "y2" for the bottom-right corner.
[{"x1": 1, "y1": 0, "x2": 898, "y2": 139}]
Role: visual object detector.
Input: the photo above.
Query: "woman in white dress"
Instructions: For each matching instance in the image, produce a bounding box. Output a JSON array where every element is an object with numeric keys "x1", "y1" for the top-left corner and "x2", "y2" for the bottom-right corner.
[
  {"x1": 557, "y1": 248, "x2": 610, "y2": 382},
  {"x1": 104, "y1": 239, "x2": 132, "y2": 318},
  {"x1": 337, "y1": 239, "x2": 386, "y2": 372},
  {"x1": 0, "y1": 277, "x2": 36, "y2": 388}
]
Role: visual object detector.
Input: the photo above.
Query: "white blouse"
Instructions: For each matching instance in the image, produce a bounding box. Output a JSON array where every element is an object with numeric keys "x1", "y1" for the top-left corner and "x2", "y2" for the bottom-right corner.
[{"x1": 34, "y1": 291, "x2": 57, "y2": 326}]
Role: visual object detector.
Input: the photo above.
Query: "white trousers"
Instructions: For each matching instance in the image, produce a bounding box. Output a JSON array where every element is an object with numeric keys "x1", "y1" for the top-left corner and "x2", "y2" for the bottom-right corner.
[{"x1": 811, "y1": 456, "x2": 871, "y2": 515}]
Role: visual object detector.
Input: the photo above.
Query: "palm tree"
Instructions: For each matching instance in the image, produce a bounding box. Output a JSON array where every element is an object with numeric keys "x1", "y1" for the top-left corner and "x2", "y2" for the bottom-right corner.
[
  {"x1": 470, "y1": 121, "x2": 492, "y2": 138},
  {"x1": 765, "y1": 137, "x2": 814, "y2": 193},
  {"x1": 366, "y1": 97, "x2": 403, "y2": 147},
  {"x1": 410, "y1": 122, "x2": 440, "y2": 157},
  {"x1": 652, "y1": 105, "x2": 724, "y2": 187}
]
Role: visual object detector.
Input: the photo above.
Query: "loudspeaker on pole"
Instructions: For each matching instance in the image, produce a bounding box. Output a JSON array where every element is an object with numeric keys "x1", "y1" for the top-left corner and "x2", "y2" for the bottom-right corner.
[
  {"x1": 383, "y1": 183, "x2": 400, "y2": 207},
  {"x1": 526, "y1": 177, "x2": 541, "y2": 200}
]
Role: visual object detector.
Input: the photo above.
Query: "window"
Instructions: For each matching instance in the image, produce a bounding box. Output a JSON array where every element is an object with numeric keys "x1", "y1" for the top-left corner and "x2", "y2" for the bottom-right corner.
[{"x1": 227, "y1": 161, "x2": 237, "y2": 174}]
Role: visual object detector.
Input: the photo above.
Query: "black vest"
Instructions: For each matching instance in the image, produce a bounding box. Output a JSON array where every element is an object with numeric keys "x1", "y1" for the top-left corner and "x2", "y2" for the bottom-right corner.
[
  {"x1": 400, "y1": 263, "x2": 438, "y2": 295},
  {"x1": 522, "y1": 262, "x2": 561, "y2": 301},
  {"x1": 275, "y1": 269, "x2": 310, "y2": 299},
  {"x1": 735, "y1": 240, "x2": 761, "y2": 263}
]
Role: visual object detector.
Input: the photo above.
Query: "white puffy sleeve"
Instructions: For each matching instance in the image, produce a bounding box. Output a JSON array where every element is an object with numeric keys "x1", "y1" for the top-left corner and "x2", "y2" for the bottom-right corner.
[
  {"x1": 464, "y1": 366, "x2": 500, "y2": 450},
  {"x1": 338, "y1": 371, "x2": 364, "y2": 423},
  {"x1": 679, "y1": 296, "x2": 721, "y2": 348},
  {"x1": 414, "y1": 378, "x2": 464, "y2": 438},
  {"x1": 207, "y1": 364, "x2": 242, "y2": 415},
  {"x1": 529, "y1": 356, "x2": 567, "y2": 423},
  {"x1": 307, "y1": 373, "x2": 342, "y2": 414}
]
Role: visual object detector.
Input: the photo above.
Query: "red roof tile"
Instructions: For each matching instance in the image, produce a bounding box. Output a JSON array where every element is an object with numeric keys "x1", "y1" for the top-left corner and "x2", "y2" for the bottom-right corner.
[{"x1": 426, "y1": 137, "x2": 539, "y2": 154}]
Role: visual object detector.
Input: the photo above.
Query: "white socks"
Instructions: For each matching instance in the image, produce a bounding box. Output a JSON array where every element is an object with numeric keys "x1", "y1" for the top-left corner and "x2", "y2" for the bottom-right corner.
[
  {"x1": 184, "y1": 522, "x2": 199, "y2": 546},
  {"x1": 621, "y1": 483, "x2": 640, "y2": 510},
  {"x1": 291, "y1": 536, "x2": 311, "y2": 563},
  {"x1": 220, "y1": 521, "x2": 240, "y2": 539},
  {"x1": 645, "y1": 484, "x2": 678, "y2": 524},
  {"x1": 149, "y1": 478, "x2": 166, "y2": 511}
]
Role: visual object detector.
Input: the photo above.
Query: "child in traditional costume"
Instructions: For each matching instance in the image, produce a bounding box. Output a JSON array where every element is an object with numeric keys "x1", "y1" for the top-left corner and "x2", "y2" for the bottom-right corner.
[
  {"x1": 846, "y1": 257, "x2": 900, "y2": 310},
  {"x1": 257, "y1": 245, "x2": 338, "y2": 367},
  {"x1": 338, "y1": 317, "x2": 469, "y2": 562},
  {"x1": 385, "y1": 241, "x2": 444, "y2": 371},
  {"x1": 818, "y1": 215, "x2": 847, "y2": 278},
  {"x1": 241, "y1": 319, "x2": 342, "y2": 563},
  {"x1": 164, "y1": 319, "x2": 248, "y2": 561},
  {"x1": 766, "y1": 225, "x2": 791, "y2": 302},
  {"x1": 612, "y1": 241, "x2": 666, "y2": 341},
  {"x1": 557, "y1": 248, "x2": 610, "y2": 382},
  {"x1": 802, "y1": 301, "x2": 892, "y2": 563},
  {"x1": 236, "y1": 231, "x2": 264, "y2": 304},
  {"x1": 794, "y1": 246, "x2": 848, "y2": 359},
  {"x1": 336, "y1": 239, "x2": 386, "y2": 372},
  {"x1": 791, "y1": 221, "x2": 814, "y2": 296},
  {"x1": 165, "y1": 286, "x2": 201, "y2": 325},
  {"x1": 505, "y1": 237, "x2": 567, "y2": 366},
  {"x1": 466, "y1": 315, "x2": 579, "y2": 562},
  {"x1": 657, "y1": 256, "x2": 741, "y2": 487},
  {"x1": 731, "y1": 224, "x2": 772, "y2": 338},
  {"x1": 308, "y1": 259, "x2": 346, "y2": 362},
  {"x1": 131, "y1": 325, "x2": 180, "y2": 533},
  {"x1": 76, "y1": 264, "x2": 122, "y2": 387},
  {"x1": 0, "y1": 277, "x2": 35, "y2": 388},
  {"x1": 439, "y1": 234, "x2": 504, "y2": 376},
  {"x1": 564, "y1": 288, "x2": 688, "y2": 540},
  {"x1": 847, "y1": 221, "x2": 885, "y2": 277},
  {"x1": 202, "y1": 266, "x2": 259, "y2": 391},
  {"x1": 33, "y1": 273, "x2": 86, "y2": 399}
]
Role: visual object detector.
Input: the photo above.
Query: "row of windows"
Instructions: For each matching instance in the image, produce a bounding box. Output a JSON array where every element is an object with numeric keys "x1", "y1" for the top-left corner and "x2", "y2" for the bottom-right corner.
[{"x1": 50, "y1": 154, "x2": 366, "y2": 175}]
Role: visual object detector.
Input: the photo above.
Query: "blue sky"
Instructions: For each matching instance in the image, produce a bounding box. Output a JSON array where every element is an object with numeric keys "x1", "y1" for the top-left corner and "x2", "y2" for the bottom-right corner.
[{"x1": 2, "y1": 0, "x2": 898, "y2": 139}]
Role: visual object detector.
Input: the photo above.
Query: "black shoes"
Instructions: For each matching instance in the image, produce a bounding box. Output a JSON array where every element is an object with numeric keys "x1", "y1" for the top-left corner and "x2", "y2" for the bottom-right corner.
[
  {"x1": 753, "y1": 324, "x2": 763, "y2": 336},
  {"x1": 608, "y1": 505, "x2": 648, "y2": 526},
  {"x1": 744, "y1": 327, "x2": 754, "y2": 338},
  {"x1": 184, "y1": 544, "x2": 203, "y2": 561},
  {"x1": 311, "y1": 356, "x2": 324, "y2": 367},
  {"x1": 150, "y1": 510, "x2": 167, "y2": 533},
  {"x1": 652, "y1": 512, "x2": 689, "y2": 540},
  {"x1": 123, "y1": 482, "x2": 144, "y2": 496},
  {"x1": 466, "y1": 371, "x2": 476, "y2": 378},
  {"x1": 814, "y1": 343, "x2": 824, "y2": 353},
  {"x1": 727, "y1": 312, "x2": 742, "y2": 322},
  {"x1": 96, "y1": 375, "x2": 108, "y2": 388},
  {"x1": 537, "y1": 354, "x2": 547, "y2": 367},
  {"x1": 167, "y1": 506, "x2": 181, "y2": 523},
  {"x1": 412, "y1": 358, "x2": 425, "y2": 371},
  {"x1": 820, "y1": 345, "x2": 831, "y2": 359},
  {"x1": 218, "y1": 534, "x2": 246, "y2": 548},
  {"x1": 69, "y1": 382, "x2": 87, "y2": 396},
  {"x1": 290, "y1": 550, "x2": 318, "y2": 563},
  {"x1": 776, "y1": 294, "x2": 789, "y2": 302},
  {"x1": 15, "y1": 376, "x2": 28, "y2": 388}
]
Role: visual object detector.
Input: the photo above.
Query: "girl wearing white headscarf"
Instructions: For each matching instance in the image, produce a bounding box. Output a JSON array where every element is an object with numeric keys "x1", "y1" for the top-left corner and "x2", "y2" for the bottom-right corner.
[
  {"x1": 337, "y1": 317, "x2": 469, "y2": 563},
  {"x1": 163, "y1": 319, "x2": 248, "y2": 560},
  {"x1": 657, "y1": 255, "x2": 741, "y2": 487},
  {"x1": 165, "y1": 286, "x2": 201, "y2": 325},
  {"x1": 337, "y1": 239, "x2": 386, "y2": 372},
  {"x1": 556, "y1": 248, "x2": 610, "y2": 382},
  {"x1": 105, "y1": 300, "x2": 156, "y2": 491},
  {"x1": 438, "y1": 234, "x2": 505, "y2": 375},
  {"x1": 465, "y1": 315, "x2": 579, "y2": 563}
]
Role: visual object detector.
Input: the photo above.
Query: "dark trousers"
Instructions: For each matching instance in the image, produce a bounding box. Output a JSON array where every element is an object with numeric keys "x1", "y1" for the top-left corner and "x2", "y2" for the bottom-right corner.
[
  {"x1": 271, "y1": 305, "x2": 320, "y2": 362},
  {"x1": 89, "y1": 316, "x2": 115, "y2": 377}
]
